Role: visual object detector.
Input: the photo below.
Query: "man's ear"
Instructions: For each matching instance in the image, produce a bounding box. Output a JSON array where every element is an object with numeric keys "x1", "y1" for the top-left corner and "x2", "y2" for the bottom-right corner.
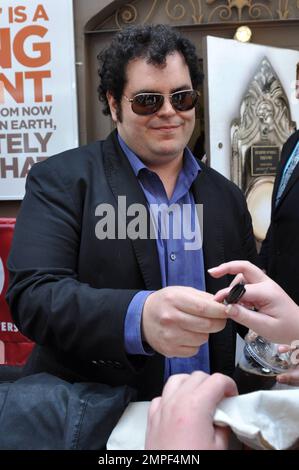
[{"x1": 107, "y1": 91, "x2": 118, "y2": 123}]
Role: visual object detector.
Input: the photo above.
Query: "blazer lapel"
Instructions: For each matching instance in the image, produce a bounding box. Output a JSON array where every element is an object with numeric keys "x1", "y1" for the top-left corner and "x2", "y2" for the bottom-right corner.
[
  {"x1": 102, "y1": 132, "x2": 162, "y2": 290},
  {"x1": 192, "y1": 165, "x2": 235, "y2": 376},
  {"x1": 277, "y1": 163, "x2": 299, "y2": 209},
  {"x1": 274, "y1": 131, "x2": 299, "y2": 211},
  {"x1": 192, "y1": 166, "x2": 226, "y2": 292},
  {"x1": 272, "y1": 156, "x2": 286, "y2": 210}
]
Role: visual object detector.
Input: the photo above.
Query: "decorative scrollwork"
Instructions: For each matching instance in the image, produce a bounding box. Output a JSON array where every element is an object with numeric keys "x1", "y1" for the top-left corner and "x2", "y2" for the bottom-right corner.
[
  {"x1": 249, "y1": 3, "x2": 273, "y2": 19},
  {"x1": 208, "y1": 0, "x2": 274, "y2": 22},
  {"x1": 277, "y1": 0, "x2": 289, "y2": 19},
  {"x1": 208, "y1": 5, "x2": 232, "y2": 22},
  {"x1": 94, "y1": 0, "x2": 299, "y2": 32},
  {"x1": 165, "y1": 0, "x2": 186, "y2": 21},
  {"x1": 208, "y1": 1, "x2": 252, "y2": 22},
  {"x1": 230, "y1": 1, "x2": 251, "y2": 21},
  {"x1": 143, "y1": 0, "x2": 158, "y2": 24},
  {"x1": 115, "y1": 4, "x2": 138, "y2": 30},
  {"x1": 189, "y1": 0, "x2": 203, "y2": 24}
]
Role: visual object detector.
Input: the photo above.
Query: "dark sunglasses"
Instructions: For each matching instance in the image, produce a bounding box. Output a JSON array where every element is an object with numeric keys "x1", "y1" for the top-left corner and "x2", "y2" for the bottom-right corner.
[{"x1": 124, "y1": 89, "x2": 200, "y2": 116}]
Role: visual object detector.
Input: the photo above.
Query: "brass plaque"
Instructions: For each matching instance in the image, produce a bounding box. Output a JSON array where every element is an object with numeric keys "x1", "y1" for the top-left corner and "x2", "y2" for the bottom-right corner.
[{"x1": 251, "y1": 146, "x2": 280, "y2": 176}]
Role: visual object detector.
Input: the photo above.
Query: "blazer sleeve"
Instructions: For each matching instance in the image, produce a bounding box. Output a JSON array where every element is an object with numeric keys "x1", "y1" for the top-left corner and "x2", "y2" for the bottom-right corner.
[{"x1": 6, "y1": 161, "x2": 141, "y2": 368}]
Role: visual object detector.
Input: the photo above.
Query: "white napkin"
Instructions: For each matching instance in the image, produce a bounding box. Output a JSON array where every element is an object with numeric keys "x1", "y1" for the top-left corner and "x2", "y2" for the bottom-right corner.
[{"x1": 107, "y1": 388, "x2": 299, "y2": 450}]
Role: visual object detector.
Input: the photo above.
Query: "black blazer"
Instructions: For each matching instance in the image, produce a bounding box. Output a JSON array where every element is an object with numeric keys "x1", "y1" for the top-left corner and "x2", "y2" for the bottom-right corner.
[
  {"x1": 259, "y1": 130, "x2": 299, "y2": 305},
  {"x1": 7, "y1": 131, "x2": 257, "y2": 400}
]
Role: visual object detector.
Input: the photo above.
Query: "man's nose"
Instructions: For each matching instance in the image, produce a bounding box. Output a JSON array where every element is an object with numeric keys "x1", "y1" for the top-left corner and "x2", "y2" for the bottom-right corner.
[{"x1": 156, "y1": 96, "x2": 176, "y2": 116}]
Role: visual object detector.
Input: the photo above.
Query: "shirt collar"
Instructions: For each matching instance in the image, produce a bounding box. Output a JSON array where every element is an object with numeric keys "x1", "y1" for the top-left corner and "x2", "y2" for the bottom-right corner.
[
  {"x1": 117, "y1": 133, "x2": 201, "y2": 181},
  {"x1": 118, "y1": 134, "x2": 147, "y2": 177}
]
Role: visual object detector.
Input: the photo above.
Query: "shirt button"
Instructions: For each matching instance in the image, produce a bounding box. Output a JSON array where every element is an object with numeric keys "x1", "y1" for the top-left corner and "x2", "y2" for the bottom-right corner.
[{"x1": 170, "y1": 252, "x2": 176, "y2": 261}]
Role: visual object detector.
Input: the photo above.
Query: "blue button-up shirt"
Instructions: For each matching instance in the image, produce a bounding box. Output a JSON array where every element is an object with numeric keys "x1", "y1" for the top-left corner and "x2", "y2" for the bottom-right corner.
[{"x1": 118, "y1": 135, "x2": 210, "y2": 379}]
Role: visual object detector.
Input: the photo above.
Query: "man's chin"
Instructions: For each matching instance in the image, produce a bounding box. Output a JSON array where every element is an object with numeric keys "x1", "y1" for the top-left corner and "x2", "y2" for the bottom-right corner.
[{"x1": 153, "y1": 144, "x2": 185, "y2": 158}]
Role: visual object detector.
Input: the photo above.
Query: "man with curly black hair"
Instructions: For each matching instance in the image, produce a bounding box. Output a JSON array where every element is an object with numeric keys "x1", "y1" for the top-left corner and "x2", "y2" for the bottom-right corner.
[{"x1": 7, "y1": 25, "x2": 257, "y2": 403}]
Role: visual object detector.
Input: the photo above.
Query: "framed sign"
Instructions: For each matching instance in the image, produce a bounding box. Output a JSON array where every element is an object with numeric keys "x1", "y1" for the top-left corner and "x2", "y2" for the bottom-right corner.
[
  {"x1": 0, "y1": 0, "x2": 78, "y2": 199},
  {"x1": 251, "y1": 146, "x2": 280, "y2": 177}
]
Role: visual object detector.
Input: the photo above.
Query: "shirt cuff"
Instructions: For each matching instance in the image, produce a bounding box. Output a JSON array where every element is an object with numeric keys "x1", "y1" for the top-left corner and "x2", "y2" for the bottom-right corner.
[{"x1": 124, "y1": 290, "x2": 155, "y2": 355}]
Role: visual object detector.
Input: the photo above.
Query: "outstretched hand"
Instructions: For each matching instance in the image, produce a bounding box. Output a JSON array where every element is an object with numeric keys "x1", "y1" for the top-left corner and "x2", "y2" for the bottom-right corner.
[
  {"x1": 209, "y1": 261, "x2": 299, "y2": 345},
  {"x1": 145, "y1": 371, "x2": 237, "y2": 450}
]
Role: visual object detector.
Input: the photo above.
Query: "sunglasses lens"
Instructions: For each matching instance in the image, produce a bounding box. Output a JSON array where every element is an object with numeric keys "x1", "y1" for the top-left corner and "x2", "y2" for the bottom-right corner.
[
  {"x1": 129, "y1": 90, "x2": 198, "y2": 115},
  {"x1": 171, "y1": 90, "x2": 198, "y2": 111},
  {"x1": 132, "y1": 94, "x2": 164, "y2": 115}
]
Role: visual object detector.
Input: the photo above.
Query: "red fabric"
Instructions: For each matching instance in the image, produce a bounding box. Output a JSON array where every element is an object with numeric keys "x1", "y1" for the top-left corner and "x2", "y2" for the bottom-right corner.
[{"x1": 0, "y1": 218, "x2": 34, "y2": 365}]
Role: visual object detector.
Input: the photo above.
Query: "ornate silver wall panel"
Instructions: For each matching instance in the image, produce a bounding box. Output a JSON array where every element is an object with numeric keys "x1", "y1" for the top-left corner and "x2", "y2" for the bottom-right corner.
[
  {"x1": 231, "y1": 58, "x2": 296, "y2": 240},
  {"x1": 231, "y1": 57, "x2": 295, "y2": 192}
]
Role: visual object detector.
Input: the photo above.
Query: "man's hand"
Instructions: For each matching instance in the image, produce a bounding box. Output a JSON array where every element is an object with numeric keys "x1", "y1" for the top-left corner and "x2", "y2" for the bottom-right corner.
[
  {"x1": 145, "y1": 371, "x2": 238, "y2": 450},
  {"x1": 142, "y1": 286, "x2": 227, "y2": 357}
]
